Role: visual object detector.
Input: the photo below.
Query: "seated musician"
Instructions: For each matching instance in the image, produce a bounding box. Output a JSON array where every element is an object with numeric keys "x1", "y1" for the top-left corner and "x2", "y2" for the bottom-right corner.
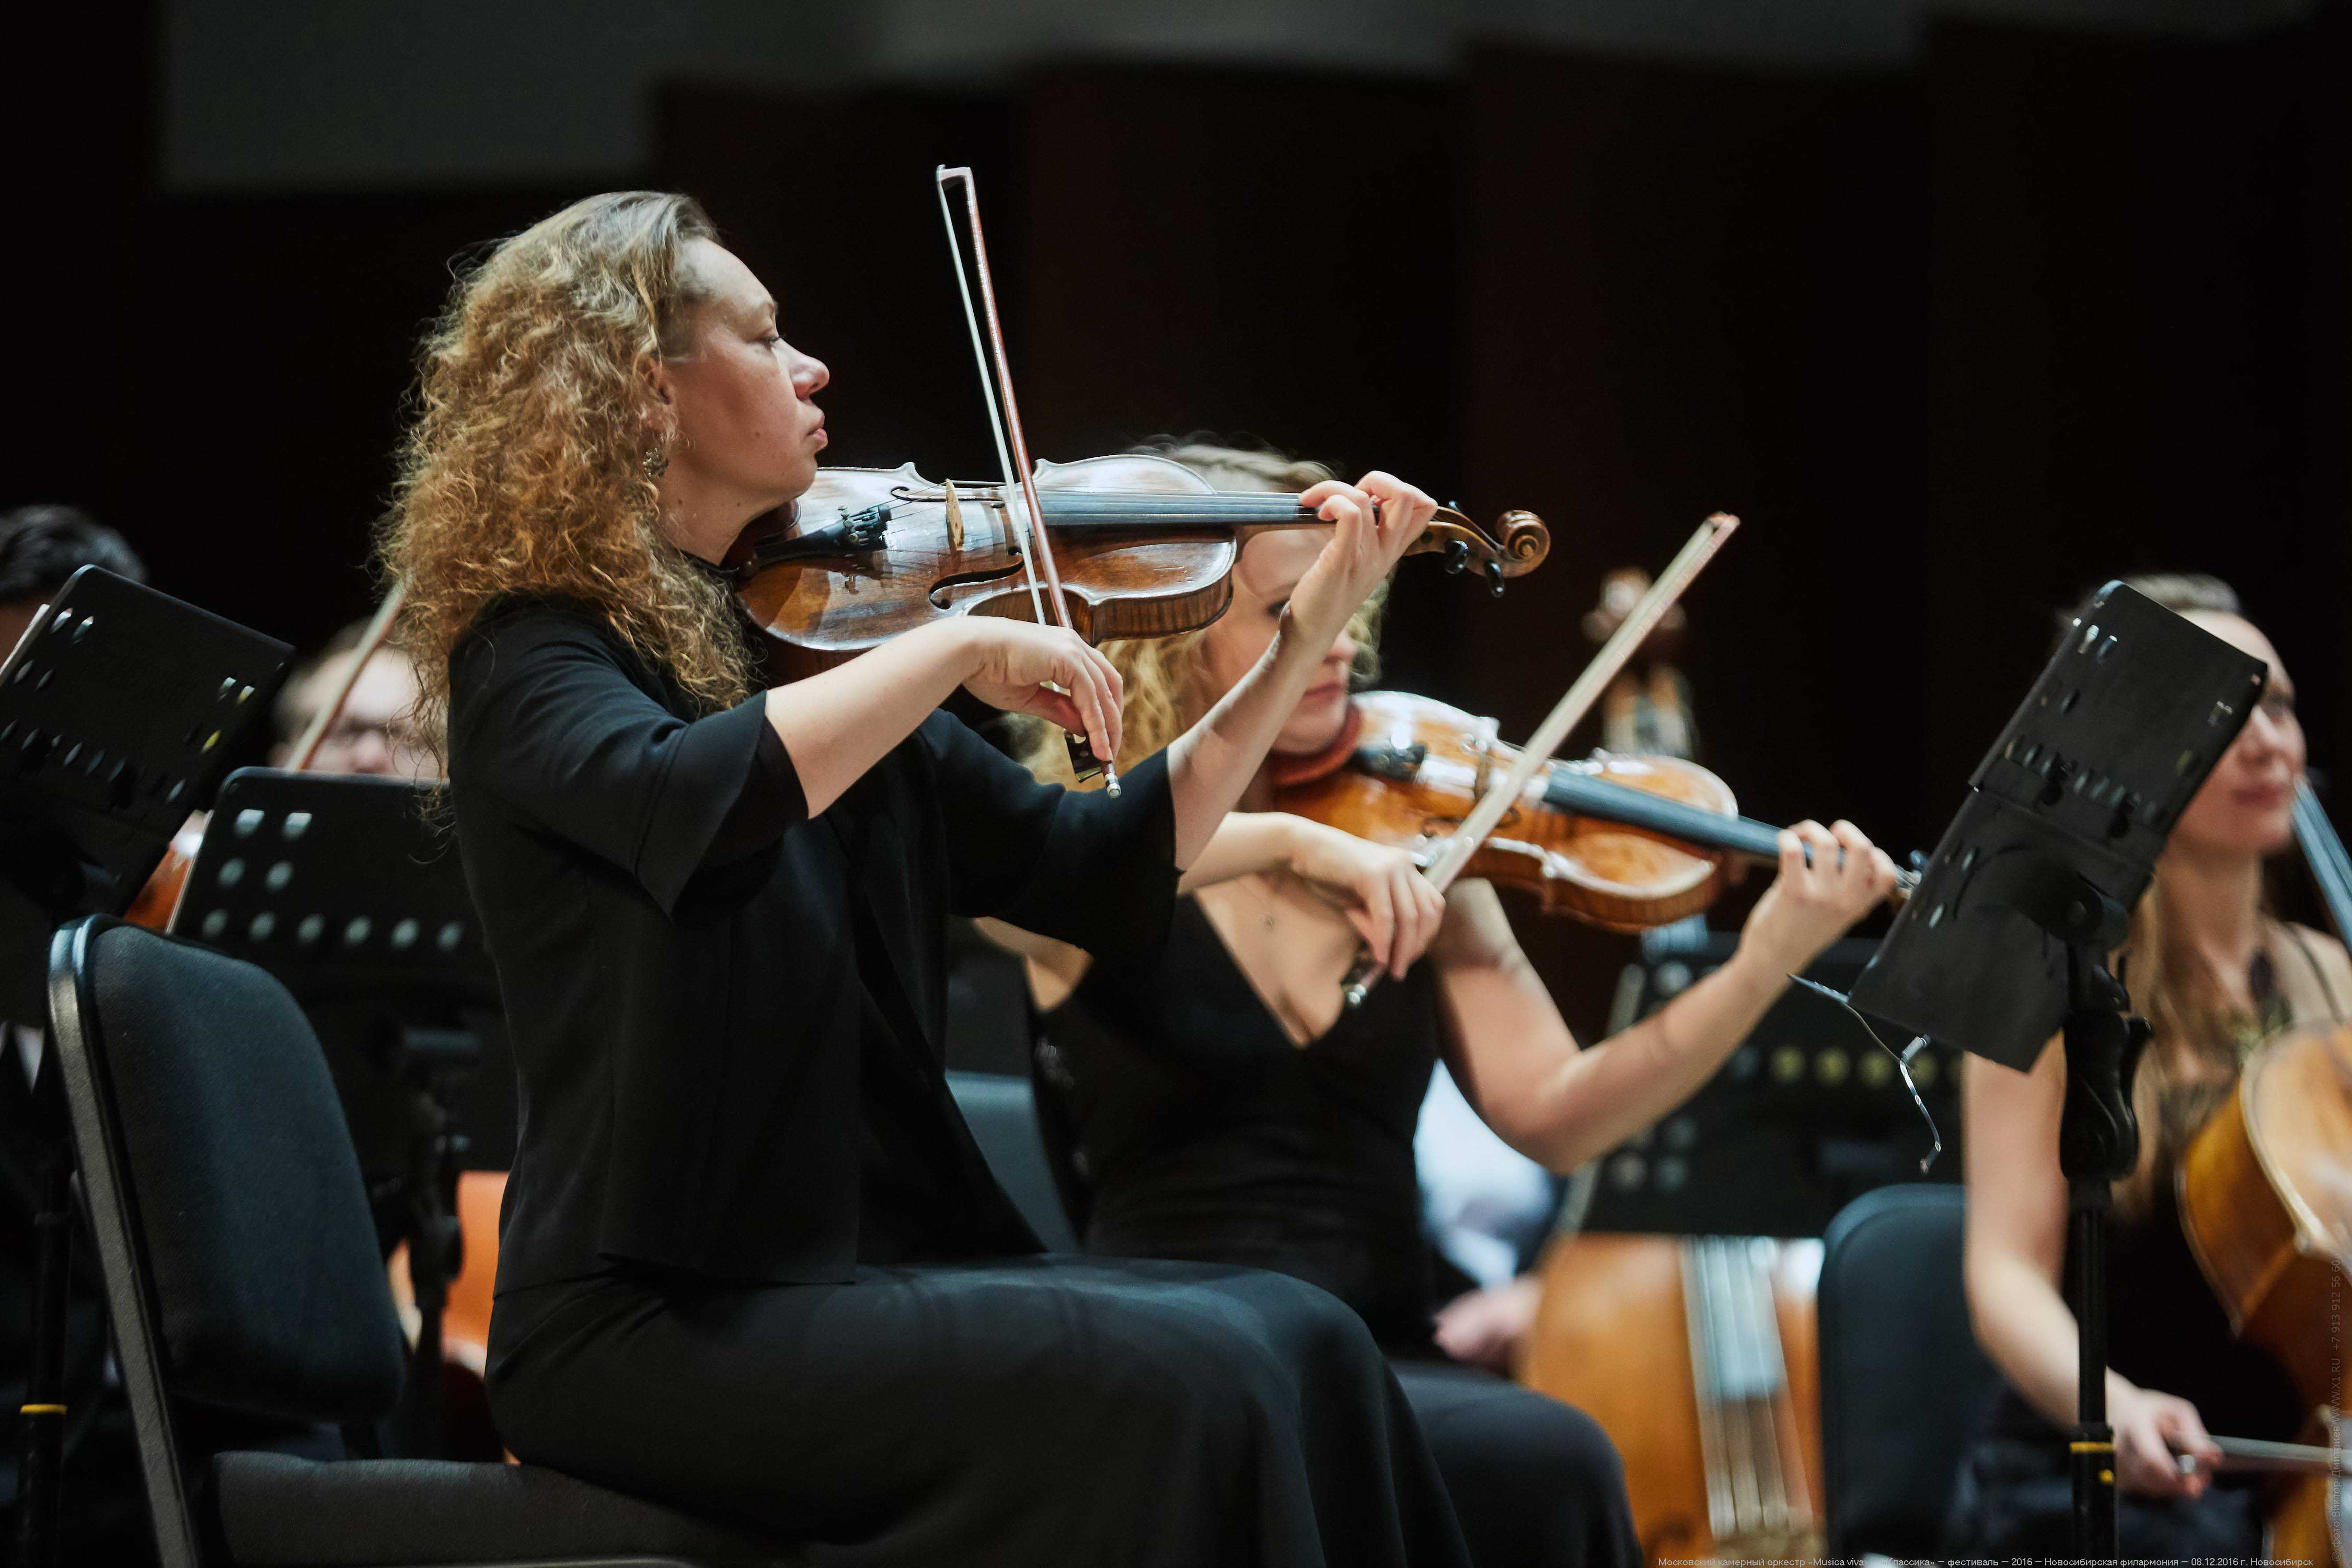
[
  {"x1": 381, "y1": 191, "x2": 1483, "y2": 1564},
  {"x1": 1952, "y1": 573, "x2": 2350, "y2": 1560},
  {"x1": 989, "y1": 440, "x2": 1900, "y2": 1568},
  {"x1": 270, "y1": 618, "x2": 435, "y2": 780}
]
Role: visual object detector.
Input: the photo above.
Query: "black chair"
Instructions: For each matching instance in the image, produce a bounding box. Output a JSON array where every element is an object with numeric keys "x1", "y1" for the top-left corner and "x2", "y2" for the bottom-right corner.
[
  {"x1": 1817, "y1": 1183, "x2": 2000, "y2": 1561},
  {"x1": 47, "y1": 916, "x2": 802, "y2": 1567},
  {"x1": 943, "y1": 1070, "x2": 1079, "y2": 1253}
]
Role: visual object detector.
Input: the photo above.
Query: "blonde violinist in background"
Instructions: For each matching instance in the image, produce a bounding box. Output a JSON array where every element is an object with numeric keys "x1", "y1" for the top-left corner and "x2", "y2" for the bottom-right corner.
[
  {"x1": 1952, "y1": 573, "x2": 2351, "y2": 1560},
  {"x1": 989, "y1": 440, "x2": 1900, "y2": 1568}
]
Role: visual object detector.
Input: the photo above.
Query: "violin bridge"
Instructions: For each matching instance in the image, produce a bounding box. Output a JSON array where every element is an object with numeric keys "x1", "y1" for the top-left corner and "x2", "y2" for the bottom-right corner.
[{"x1": 943, "y1": 480, "x2": 965, "y2": 551}]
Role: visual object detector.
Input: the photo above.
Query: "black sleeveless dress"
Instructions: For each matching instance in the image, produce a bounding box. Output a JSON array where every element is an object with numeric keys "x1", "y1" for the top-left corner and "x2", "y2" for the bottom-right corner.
[
  {"x1": 1944, "y1": 943, "x2": 2331, "y2": 1561},
  {"x1": 1039, "y1": 896, "x2": 1641, "y2": 1568}
]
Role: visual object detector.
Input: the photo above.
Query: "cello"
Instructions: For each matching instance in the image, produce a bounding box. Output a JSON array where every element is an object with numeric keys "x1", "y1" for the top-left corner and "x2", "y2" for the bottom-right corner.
[{"x1": 2177, "y1": 779, "x2": 2352, "y2": 1564}]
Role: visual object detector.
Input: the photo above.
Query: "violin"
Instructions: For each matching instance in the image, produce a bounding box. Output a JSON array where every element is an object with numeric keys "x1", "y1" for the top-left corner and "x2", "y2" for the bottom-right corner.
[
  {"x1": 1270, "y1": 689, "x2": 1857, "y2": 935},
  {"x1": 727, "y1": 455, "x2": 1550, "y2": 682},
  {"x1": 2177, "y1": 780, "x2": 2352, "y2": 1564}
]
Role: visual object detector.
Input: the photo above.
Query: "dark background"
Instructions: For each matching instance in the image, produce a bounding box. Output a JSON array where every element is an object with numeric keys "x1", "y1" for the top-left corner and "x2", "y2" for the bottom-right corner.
[{"x1": 14, "y1": 1, "x2": 2348, "y2": 1034}]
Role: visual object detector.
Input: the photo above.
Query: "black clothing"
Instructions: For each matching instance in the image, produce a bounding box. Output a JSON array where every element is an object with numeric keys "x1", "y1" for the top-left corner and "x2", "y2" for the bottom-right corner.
[
  {"x1": 1041, "y1": 896, "x2": 1446, "y2": 1350},
  {"x1": 489, "y1": 1256, "x2": 1464, "y2": 1566},
  {"x1": 447, "y1": 598, "x2": 1171, "y2": 1288},
  {"x1": 1392, "y1": 1362, "x2": 1640, "y2": 1568},
  {"x1": 452, "y1": 597, "x2": 1471, "y2": 1565},
  {"x1": 1040, "y1": 896, "x2": 1639, "y2": 1568}
]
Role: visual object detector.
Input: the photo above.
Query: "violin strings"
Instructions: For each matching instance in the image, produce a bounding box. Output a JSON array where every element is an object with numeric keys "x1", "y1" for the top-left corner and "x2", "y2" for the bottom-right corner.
[{"x1": 1787, "y1": 975, "x2": 1943, "y2": 1173}]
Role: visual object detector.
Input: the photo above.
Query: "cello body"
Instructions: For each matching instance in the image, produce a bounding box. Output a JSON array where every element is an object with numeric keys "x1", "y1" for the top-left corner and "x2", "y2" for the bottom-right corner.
[{"x1": 2180, "y1": 1022, "x2": 2352, "y2": 1564}]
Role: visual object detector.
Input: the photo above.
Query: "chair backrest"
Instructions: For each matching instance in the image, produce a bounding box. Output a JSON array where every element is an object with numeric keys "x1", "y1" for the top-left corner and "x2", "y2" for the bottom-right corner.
[
  {"x1": 1818, "y1": 1183, "x2": 1999, "y2": 1560},
  {"x1": 944, "y1": 1070, "x2": 1079, "y2": 1252},
  {"x1": 48, "y1": 917, "x2": 408, "y2": 1568}
]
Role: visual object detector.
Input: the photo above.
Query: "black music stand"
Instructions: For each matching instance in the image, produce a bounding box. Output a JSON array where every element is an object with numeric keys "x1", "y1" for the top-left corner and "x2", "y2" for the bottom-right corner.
[
  {"x1": 1850, "y1": 582, "x2": 2267, "y2": 1559},
  {"x1": 171, "y1": 768, "x2": 501, "y2": 1458},
  {"x1": 0, "y1": 567, "x2": 291, "y2": 1568}
]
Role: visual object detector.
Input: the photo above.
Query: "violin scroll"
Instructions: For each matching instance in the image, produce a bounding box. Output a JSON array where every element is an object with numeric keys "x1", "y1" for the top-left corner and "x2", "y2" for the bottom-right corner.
[{"x1": 1415, "y1": 508, "x2": 1549, "y2": 597}]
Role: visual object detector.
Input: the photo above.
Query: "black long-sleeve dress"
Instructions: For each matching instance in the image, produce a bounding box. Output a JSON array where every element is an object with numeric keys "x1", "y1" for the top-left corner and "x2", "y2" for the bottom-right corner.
[
  {"x1": 445, "y1": 594, "x2": 1471, "y2": 1566},
  {"x1": 1036, "y1": 895, "x2": 1641, "y2": 1568}
]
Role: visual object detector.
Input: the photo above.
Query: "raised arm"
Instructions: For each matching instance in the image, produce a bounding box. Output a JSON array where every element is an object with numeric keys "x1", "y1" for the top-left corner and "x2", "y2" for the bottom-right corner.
[
  {"x1": 771, "y1": 616, "x2": 1127, "y2": 817},
  {"x1": 1163, "y1": 474, "x2": 1437, "y2": 866},
  {"x1": 1438, "y1": 821, "x2": 1896, "y2": 1170}
]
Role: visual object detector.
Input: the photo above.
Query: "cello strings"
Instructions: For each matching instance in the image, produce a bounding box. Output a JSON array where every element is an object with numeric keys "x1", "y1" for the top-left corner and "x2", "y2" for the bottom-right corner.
[{"x1": 1787, "y1": 975, "x2": 1943, "y2": 1173}]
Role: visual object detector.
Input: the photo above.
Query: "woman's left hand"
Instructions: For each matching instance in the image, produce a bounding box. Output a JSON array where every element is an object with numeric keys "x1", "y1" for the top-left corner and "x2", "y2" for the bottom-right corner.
[
  {"x1": 1287, "y1": 818, "x2": 1446, "y2": 979},
  {"x1": 1738, "y1": 818, "x2": 1900, "y2": 976},
  {"x1": 1285, "y1": 472, "x2": 1438, "y2": 649}
]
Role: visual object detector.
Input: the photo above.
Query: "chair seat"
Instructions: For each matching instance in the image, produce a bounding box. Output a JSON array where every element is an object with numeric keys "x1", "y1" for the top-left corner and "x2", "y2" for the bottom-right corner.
[{"x1": 214, "y1": 1451, "x2": 804, "y2": 1566}]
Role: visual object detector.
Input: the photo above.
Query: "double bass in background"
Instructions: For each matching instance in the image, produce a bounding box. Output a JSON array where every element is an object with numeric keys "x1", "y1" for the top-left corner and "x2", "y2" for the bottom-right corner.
[{"x1": 2178, "y1": 780, "x2": 2352, "y2": 1565}]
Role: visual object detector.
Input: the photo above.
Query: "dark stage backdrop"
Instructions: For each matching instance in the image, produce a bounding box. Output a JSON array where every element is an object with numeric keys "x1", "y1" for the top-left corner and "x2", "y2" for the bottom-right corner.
[{"x1": 14, "y1": 8, "x2": 2349, "y2": 1035}]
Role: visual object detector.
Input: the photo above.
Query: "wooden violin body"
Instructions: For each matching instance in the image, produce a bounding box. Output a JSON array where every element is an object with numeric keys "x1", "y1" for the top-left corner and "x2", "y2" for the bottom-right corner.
[
  {"x1": 1272, "y1": 690, "x2": 1781, "y2": 933},
  {"x1": 2181, "y1": 1022, "x2": 2352, "y2": 1564},
  {"x1": 730, "y1": 455, "x2": 1550, "y2": 679}
]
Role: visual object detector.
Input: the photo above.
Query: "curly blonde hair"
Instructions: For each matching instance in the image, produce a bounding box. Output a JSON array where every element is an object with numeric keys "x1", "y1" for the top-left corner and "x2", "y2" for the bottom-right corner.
[
  {"x1": 1020, "y1": 439, "x2": 1388, "y2": 782},
  {"x1": 378, "y1": 191, "x2": 756, "y2": 760}
]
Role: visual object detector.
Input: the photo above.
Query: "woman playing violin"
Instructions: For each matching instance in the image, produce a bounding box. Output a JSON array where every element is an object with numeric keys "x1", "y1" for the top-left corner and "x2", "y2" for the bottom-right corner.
[
  {"x1": 991, "y1": 441, "x2": 1901, "y2": 1568},
  {"x1": 382, "y1": 192, "x2": 1478, "y2": 1565},
  {"x1": 1952, "y1": 574, "x2": 2351, "y2": 1561}
]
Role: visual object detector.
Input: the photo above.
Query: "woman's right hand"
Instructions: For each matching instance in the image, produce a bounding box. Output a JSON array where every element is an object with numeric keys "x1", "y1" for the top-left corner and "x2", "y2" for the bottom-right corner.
[
  {"x1": 956, "y1": 619, "x2": 1124, "y2": 769},
  {"x1": 2111, "y1": 1380, "x2": 2221, "y2": 1498},
  {"x1": 1284, "y1": 817, "x2": 1446, "y2": 979}
]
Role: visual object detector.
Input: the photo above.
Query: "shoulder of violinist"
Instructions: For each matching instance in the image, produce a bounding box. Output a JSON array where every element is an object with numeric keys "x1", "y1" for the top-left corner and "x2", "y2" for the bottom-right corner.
[{"x1": 2277, "y1": 919, "x2": 2352, "y2": 1015}]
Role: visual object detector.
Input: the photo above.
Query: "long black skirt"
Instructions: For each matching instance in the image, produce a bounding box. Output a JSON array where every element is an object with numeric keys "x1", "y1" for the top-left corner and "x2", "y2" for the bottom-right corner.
[
  {"x1": 487, "y1": 1254, "x2": 1472, "y2": 1566},
  {"x1": 1392, "y1": 1361, "x2": 1640, "y2": 1568}
]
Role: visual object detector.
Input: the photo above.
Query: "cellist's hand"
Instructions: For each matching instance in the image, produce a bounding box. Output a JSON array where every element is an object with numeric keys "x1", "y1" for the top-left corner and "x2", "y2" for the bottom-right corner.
[
  {"x1": 2113, "y1": 1381, "x2": 2220, "y2": 1498},
  {"x1": 1286, "y1": 472, "x2": 1437, "y2": 648}
]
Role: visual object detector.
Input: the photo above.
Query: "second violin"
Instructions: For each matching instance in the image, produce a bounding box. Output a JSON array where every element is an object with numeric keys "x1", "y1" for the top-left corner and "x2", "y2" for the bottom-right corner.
[{"x1": 1274, "y1": 689, "x2": 1911, "y2": 934}]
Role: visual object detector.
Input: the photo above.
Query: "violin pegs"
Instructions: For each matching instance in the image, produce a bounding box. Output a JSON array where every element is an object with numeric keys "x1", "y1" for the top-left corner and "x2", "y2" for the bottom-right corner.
[
  {"x1": 1484, "y1": 559, "x2": 1505, "y2": 597},
  {"x1": 1444, "y1": 539, "x2": 1469, "y2": 575}
]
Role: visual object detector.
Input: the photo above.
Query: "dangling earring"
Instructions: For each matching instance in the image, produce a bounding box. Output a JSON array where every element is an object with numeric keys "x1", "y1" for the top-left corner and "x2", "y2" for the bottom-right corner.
[{"x1": 641, "y1": 440, "x2": 670, "y2": 480}]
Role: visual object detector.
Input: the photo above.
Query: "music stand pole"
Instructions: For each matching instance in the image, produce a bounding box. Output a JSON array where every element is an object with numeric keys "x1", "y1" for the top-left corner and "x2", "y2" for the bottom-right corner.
[{"x1": 2051, "y1": 908, "x2": 2151, "y2": 1558}]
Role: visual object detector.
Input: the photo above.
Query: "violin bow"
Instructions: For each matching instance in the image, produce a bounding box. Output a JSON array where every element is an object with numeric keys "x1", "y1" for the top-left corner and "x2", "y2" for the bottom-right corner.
[
  {"x1": 934, "y1": 165, "x2": 1120, "y2": 795},
  {"x1": 288, "y1": 580, "x2": 406, "y2": 771},
  {"x1": 1341, "y1": 513, "x2": 1742, "y2": 1007}
]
